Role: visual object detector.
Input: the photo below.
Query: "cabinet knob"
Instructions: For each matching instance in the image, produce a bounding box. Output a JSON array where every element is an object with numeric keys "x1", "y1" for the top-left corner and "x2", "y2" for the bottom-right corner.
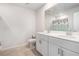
[
  {"x1": 61, "y1": 49, "x2": 64, "y2": 56},
  {"x1": 58, "y1": 48, "x2": 64, "y2": 56}
]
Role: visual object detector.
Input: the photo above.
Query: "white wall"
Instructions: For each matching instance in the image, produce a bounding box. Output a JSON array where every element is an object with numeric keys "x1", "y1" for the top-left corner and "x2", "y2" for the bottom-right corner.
[
  {"x1": 36, "y1": 3, "x2": 57, "y2": 32},
  {"x1": 0, "y1": 4, "x2": 36, "y2": 49}
]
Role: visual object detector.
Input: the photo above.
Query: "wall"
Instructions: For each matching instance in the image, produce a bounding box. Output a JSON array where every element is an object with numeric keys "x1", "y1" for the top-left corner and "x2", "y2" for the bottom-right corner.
[
  {"x1": 0, "y1": 4, "x2": 36, "y2": 50},
  {"x1": 36, "y1": 3, "x2": 57, "y2": 32}
]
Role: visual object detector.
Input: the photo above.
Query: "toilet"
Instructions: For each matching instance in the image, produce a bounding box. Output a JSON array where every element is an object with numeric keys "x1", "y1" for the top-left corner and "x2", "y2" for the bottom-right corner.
[{"x1": 28, "y1": 39, "x2": 36, "y2": 49}]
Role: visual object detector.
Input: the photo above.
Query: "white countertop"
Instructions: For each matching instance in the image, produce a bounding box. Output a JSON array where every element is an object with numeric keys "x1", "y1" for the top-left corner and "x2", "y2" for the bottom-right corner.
[{"x1": 38, "y1": 31, "x2": 79, "y2": 43}]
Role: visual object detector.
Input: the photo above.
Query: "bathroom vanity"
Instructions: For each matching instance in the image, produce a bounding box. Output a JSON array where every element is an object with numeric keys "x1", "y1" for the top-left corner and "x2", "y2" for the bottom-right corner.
[
  {"x1": 36, "y1": 32, "x2": 79, "y2": 56},
  {"x1": 36, "y1": 3, "x2": 79, "y2": 56}
]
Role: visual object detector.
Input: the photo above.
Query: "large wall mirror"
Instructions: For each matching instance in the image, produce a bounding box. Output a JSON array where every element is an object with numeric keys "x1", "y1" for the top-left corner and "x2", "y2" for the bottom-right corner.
[{"x1": 45, "y1": 3, "x2": 79, "y2": 32}]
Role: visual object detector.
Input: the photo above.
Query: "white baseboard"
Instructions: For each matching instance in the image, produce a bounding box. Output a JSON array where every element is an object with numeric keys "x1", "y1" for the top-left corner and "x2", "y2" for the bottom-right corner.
[{"x1": 2, "y1": 42, "x2": 28, "y2": 51}]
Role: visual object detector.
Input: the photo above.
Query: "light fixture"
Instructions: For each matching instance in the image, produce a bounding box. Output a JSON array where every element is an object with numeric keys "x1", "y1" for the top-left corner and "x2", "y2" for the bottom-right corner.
[
  {"x1": 58, "y1": 13, "x2": 68, "y2": 19},
  {"x1": 59, "y1": 15, "x2": 68, "y2": 19}
]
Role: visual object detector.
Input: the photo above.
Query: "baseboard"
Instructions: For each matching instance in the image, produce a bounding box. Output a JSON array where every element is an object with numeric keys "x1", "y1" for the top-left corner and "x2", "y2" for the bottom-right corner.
[{"x1": 2, "y1": 42, "x2": 28, "y2": 51}]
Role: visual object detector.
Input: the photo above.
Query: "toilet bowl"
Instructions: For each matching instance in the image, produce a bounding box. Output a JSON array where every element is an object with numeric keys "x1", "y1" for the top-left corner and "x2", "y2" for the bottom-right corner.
[{"x1": 28, "y1": 39, "x2": 36, "y2": 49}]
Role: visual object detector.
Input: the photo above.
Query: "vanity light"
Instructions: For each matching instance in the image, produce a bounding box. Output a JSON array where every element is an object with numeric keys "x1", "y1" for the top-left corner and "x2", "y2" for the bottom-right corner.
[
  {"x1": 57, "y1": 13, "x2": 68, "y2": 19},
  {"x1": 59, "y1": 15, "x2": 68, "y2": 19}
]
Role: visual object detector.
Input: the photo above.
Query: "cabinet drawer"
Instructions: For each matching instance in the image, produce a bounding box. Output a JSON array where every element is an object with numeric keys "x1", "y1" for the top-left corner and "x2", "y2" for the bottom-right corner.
[{"x1": 53, "y1": 37, "x2": 79, "y2": 53}]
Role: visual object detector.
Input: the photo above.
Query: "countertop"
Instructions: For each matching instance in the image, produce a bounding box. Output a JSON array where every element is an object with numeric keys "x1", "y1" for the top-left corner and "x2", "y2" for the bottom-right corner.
[{"x1": 38, "y1": 31, "x2": 79, "y2": 43}]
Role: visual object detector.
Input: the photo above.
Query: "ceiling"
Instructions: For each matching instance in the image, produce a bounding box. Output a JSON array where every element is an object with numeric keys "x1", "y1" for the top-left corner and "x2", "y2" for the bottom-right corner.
[{"x1": 13, "y1": 3, "x2": 45, "y2": 11}]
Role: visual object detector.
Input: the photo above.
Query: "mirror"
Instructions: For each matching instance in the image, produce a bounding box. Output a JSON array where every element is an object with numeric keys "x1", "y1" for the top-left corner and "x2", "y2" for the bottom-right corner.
[{"x1": 45, "y1": 3, "x2": 79, "y2": 32}]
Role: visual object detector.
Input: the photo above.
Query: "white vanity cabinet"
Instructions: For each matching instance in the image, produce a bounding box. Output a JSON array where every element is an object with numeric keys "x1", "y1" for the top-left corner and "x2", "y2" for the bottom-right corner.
[
  {"x1": 49, "y1": 36, "x2": 79, "y2": 56},
  {"x1": 36, "y1": 32, "x2": 79, "y2": 56},
  {"x1": 36, "y1": 33, "x2": 49, "y2": 56}
]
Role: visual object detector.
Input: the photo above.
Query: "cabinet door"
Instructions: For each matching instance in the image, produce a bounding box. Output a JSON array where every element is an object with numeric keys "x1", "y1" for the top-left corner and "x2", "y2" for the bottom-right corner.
[
  {"x1": 36, "y1": 34, "x2": 41, "y2": 53},
  {"x1": 41, "y1": 40, "x2": 48, "y2": 56},
  {"x1": 49, "y1": 37, "x2": 60, "y2": 56},
  {"x1": 49, "y1": 42, "x2": 60, "y2": 56},
  {"x1": 61, "y1": 48, "x2": 79, "y2": 56},
  {"x1": 36, "y1": 33, "x2": 49, "y2": 56}
]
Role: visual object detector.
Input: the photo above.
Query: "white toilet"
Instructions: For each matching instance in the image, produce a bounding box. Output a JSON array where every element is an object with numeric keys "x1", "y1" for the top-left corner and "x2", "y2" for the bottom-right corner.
[
  {"x1": 28, "y1": 35, "x2": 36, "y2": 49},
  {"x1": 28, "y1": 39, "x2": 36, "y2": 49}
]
